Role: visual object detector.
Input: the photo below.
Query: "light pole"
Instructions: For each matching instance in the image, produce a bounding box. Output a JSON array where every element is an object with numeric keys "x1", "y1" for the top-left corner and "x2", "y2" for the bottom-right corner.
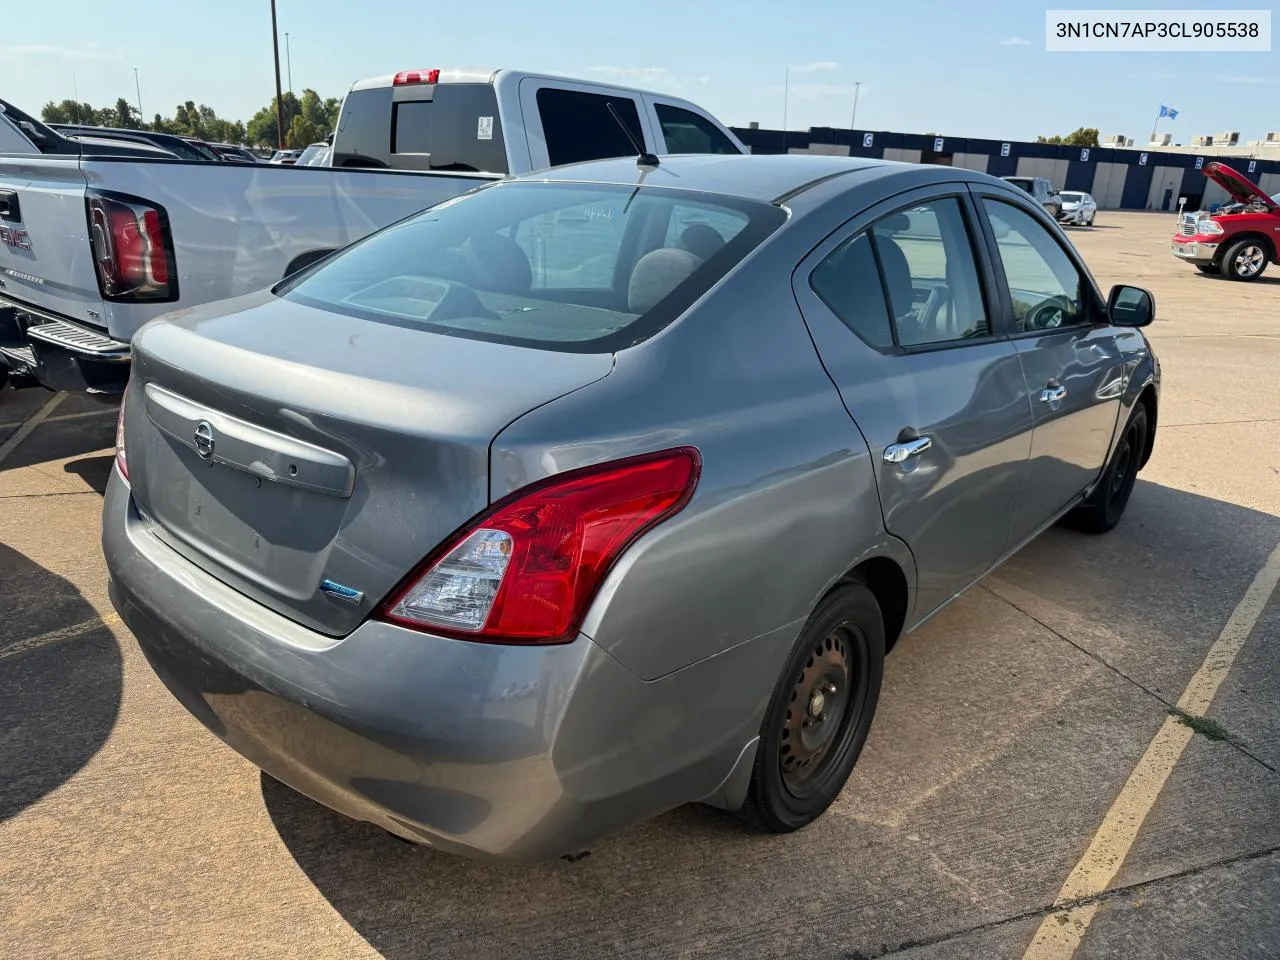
[
  {"x1": 849, "y1": 81, "x2": 862, "y2": 130},
  {"x1": 270, "y1": 0, "x2": 285, "y2": 150},
  {"x1": 133, "y1": 68, "x2": 144, "y2": 125},
  {"x1": 285, "y1": 32, "x2": 293, "y2": 95}
]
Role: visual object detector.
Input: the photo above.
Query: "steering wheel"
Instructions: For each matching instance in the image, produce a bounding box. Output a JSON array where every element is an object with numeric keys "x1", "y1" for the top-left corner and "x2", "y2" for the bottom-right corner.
[{"x1": 1025, "y1": 295, "x2": 1075, "y2": 331}]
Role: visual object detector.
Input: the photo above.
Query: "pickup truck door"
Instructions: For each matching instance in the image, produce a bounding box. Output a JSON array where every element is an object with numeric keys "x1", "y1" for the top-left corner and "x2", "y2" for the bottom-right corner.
[
  {"x1": 0, "y1": 156, "x2": 106, "y2": 330},
  {"x1": 792, "y1": 185, "x2": 1034, "y2": 622},
  {"x1": 969, "y1": 186, "x2": 1125, "y2": 548},
  {"x1": 518, "y1": 78, "x2": 657, "y2": 171},
  {"x1": 640, "y1": 95, "x2": 747, "y2": 155}
]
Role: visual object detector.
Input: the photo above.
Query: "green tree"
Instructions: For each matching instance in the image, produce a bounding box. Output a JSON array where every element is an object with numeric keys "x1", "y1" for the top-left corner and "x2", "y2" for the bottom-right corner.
[
  {"x1": 112, "y1": 97, "x2": 143, "y2": 129},
  {"x1": 41, "y1": 100, "x2": 102, "y2": 125},
  {"x1": 323, "y1": 96, "x2": 342, "y2": 130},
  {"x1": 246, "y1": 92, "x2": 301, "y2": 149},
  {"x1": 1036, "y1": 127, "x2": 1100, "y2": 148}
]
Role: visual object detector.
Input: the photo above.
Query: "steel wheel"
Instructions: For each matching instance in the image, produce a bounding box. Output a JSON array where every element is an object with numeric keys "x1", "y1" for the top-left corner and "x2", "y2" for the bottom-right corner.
[
  {"x1": 1065, "y1": 404, "x2": 1149, "y2": 534},
  {"x1": 740, "y1": 583, "x2": 885, "y2": 833},
  {"x1": 779, "y1": 624, "x2": 867, "y2": 798}
]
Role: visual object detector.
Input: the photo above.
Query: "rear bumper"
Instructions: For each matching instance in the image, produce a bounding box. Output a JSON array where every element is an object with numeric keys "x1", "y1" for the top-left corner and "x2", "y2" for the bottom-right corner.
[
  {"x1": 1170, "y1": 237, "x2": 1220, "y2": 265},
  {"x1": 102, "y1": 469, "x2": 766, "y2": 860},
  {"x1": 0, "y1": 297, "x2": 130, "y2": 394}
]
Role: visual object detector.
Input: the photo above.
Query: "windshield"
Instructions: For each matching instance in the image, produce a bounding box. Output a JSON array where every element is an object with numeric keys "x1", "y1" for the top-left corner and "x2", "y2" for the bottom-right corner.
[
  {"x1": 295, "y1": 144, "x2": 325, "y2": 166},
  {"x1": 1061, "y1": 192, "x2": 1084, "y2": 202},
  {"x1": 278, "y1": 181, "x2": 784, "y2": 353}
]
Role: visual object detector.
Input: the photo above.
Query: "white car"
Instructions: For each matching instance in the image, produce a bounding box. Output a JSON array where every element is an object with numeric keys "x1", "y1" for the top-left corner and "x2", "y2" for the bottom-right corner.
[{"x1": 1060, "y1": 190, "x2": 1098, "y2": 226}]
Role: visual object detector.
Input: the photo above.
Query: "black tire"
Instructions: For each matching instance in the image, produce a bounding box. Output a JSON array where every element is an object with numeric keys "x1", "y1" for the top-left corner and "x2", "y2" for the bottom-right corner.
[
  {"x1": 740, "y1": 583, "x2": 885, "y2": 833},
  {"x1": 1065, "y1": 404, "x2": 1149, "y2": 534},
  {"x1": 1220, "y1": 239, "x2": 1269, "y2": 281},
  {"x1": 1196, "y1": 263, "x2": 1219, "y2": 275}
]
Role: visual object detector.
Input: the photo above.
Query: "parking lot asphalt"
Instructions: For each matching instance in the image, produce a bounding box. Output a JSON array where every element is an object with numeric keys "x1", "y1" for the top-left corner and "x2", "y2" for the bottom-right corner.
[{"x1": 2, "y1": 211, "x2": 1278, "y2": 960}]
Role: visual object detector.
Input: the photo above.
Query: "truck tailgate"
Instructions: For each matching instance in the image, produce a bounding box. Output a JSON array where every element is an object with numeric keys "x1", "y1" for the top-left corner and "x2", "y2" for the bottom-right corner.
[
  {"x1": 79, "y1": 160, "x2": 495, "y2": 342},
  {"x1": 0, "y1": 156, "x2": 105, "y2": 329}
]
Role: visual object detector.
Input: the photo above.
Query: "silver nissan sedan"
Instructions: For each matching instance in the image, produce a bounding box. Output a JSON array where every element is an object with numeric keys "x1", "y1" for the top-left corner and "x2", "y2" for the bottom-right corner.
[{"x1": 104, "y1": 154, "x2": 1160, "y2": 861}]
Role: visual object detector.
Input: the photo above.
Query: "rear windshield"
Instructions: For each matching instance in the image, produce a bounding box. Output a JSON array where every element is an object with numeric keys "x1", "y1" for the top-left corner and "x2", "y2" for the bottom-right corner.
[
  {"x1": 1061, "y1": 191, "x2": 1084, "y2": 202},
  {"x1": 278, "y1": 181, "x2": 784, "y2": 352}
]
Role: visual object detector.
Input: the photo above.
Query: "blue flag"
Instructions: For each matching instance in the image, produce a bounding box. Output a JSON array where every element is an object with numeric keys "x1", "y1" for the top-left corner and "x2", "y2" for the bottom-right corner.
[{"x1": 1159, "y1": 105, "x2": 1179, "y2": 120}]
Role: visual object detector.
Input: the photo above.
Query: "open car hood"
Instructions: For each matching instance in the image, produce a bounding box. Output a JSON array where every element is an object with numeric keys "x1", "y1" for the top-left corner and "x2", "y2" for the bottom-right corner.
[{"x1": 1205, "y1": 161, "x2": 1278, "y2": 212}]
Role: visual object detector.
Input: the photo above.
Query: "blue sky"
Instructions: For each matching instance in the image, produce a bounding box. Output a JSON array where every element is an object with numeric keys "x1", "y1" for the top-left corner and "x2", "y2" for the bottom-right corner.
[{"x1": 4, "y1": 0, "x2": 1276, "y2": 142}]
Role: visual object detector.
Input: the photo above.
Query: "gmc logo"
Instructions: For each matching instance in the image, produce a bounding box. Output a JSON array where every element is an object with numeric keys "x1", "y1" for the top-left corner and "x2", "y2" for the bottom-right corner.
[{"x1": 0, "y1": 226, "x2": 31, "y2": 251}]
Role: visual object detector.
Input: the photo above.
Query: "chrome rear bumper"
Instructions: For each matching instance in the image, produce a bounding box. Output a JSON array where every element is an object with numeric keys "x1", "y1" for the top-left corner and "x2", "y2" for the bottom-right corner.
[{"x1": 0, "y1": 297, "x2": 130, "y2": 393}]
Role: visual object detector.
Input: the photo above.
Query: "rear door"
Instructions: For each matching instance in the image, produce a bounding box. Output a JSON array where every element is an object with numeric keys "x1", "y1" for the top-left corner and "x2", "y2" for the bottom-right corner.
[
  {"x1": 0, "y1": 156, "x2": 106, "y2": 330},
  {"x1": 970, "y1": 186, "x2": 1124, "y2": 546},
  {"x1": 793, "y1": 184, "x2": 1034, "y2": 620},
  {"x1": 519, "y1": 79, "x2": 655, "y2": 170}
]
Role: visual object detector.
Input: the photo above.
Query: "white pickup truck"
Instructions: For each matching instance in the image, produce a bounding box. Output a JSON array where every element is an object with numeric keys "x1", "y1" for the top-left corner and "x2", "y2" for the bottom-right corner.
[{"x1": 0, "y1": 70, "x2": 743, "y2": 395}]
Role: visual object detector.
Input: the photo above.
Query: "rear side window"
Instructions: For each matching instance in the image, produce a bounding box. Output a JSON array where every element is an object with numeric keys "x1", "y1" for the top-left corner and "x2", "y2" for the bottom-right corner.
[
  {"x1": 655, "y1": 104, "x2": 739, "y2": 155},
  {"x1": 391, "y1": 85, "x2": 508, "y2": 173},
  {"x1": 536, "y1": 89, "x2": 645, "y2": 167},
  {"x1": 278, "y1": 181, "x2": 782, "y2": 353},
  {"x1": 810, "y1": 234, "x2": 894, "y2": 349}
]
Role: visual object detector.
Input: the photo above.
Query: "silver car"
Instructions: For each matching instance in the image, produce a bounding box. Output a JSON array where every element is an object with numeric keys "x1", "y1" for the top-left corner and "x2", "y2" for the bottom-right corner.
[
  {"x1": 104, "y1": 154, "x2": 1160, "y2": 861},
  {"x1": 1060, "y1": 190, "x2": 1099, "y2": 226}
]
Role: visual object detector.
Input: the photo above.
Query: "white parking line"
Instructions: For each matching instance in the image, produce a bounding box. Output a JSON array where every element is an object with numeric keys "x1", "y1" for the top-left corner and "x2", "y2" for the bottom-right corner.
[
  {"x1": 1021, "y1": 539, "x2": 1280, "y2": 959},
  {"x1": 0, "y1": 392, "x2": 67, "y2": 468}
]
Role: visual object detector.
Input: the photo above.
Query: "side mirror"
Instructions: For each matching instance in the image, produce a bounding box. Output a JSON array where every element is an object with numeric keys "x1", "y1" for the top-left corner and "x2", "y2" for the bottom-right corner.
[
  {"x1": 1108, "y1": 284, "x2": 1155, "y2": 327},
  {"x1": 18, "y1": 121, "x2": 47, "y2": 145}
]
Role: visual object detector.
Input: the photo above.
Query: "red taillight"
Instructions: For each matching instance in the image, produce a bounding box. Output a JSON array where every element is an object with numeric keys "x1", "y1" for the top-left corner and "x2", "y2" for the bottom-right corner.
[
  {"x1": 378, "y1": 447, "x2": 701, "y2": 643},
  {"x1": 115, "y1": 386, "x2": 129, "y2": 481},
  {"x1": 393, "y1": 68, "x2": 440, "y2": 86},
  {"x1": 87, "y1": 193, "x2": 177, "y2": 302}
]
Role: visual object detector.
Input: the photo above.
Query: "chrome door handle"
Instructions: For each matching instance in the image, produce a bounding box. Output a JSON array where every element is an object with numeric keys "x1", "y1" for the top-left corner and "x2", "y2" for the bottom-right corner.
[
  {"x1": 1040, "y1": 385, "x2": 1067, "y2": 403},
  {"x1": 883, "y1": 436, "x2": 932, "y2": 464}
]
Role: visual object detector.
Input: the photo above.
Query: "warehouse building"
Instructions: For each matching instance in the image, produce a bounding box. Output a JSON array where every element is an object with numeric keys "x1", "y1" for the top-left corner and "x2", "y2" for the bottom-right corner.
[{"x1": 729, "y1": 126, "x2": 1280, "y2": 212}]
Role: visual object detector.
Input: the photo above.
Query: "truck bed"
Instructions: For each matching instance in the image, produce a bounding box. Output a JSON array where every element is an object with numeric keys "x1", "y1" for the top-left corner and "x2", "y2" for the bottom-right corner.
[{"x1": 0, "y1": 155, "x2": 496, "y2": 394}]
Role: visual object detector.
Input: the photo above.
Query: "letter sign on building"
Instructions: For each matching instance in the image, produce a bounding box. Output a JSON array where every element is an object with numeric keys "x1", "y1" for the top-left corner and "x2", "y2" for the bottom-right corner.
[
  {"x1": 1195, "y1": 157, "x2": 1204, "y2": 169},
  {"x1": 1248, "y1": 160, "x2": 1257, "y2": 173},
  {"x1": 1000, "y1": 143, "x2": 1011, "y2": 157},
  {"x1": 933, "y1": 137, "x2": 944, "y2": 152},
  {"x1": 1080, "y1": 148, "x2": 1090, "y2": 161},
  {"x1": 1139, "y1": 153, "x2": 1149, "y2": 166},
  {"x1": 863, "y1": 133, "x2": 874, "y2": 148}
]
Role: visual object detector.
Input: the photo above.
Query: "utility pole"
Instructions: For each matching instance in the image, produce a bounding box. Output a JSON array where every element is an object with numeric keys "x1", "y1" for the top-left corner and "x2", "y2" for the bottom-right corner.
[
  {"x1": 782, "y1": 67, "x2": 790, "y2": 151},
  {"x1": 270, "y1": 0, "x2": 285, "y2": 150},
  {"x1": 285, "y1": 33, "x2": 293, "y2": 94},
  {"x1": 849, "y1": 81, "x2": 862, "y2": 130},
  {"x1": 134, "y1": 68, "x2": 144, "y2": 125}
]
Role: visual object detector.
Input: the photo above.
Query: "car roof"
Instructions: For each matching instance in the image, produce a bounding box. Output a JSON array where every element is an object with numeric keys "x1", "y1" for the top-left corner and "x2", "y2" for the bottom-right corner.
[{"x1": 508, "y1": 153, "x2": 936, "y2": 204}]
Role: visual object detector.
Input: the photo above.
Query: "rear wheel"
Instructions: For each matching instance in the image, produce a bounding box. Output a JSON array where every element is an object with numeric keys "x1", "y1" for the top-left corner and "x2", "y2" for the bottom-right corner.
[
  {"x1": 1221, "y1": 240, "x2": 1269, "y2": 281},
  {"x1": 1065, "y1": 404, "x2": 1149, "y2": 534},
  {"x1": 740, "y1": 583, "x2": 884, "y2": 833}
]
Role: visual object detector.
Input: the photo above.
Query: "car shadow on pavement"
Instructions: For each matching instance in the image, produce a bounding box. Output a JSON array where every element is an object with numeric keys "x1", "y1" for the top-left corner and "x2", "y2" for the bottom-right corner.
[
  {"x1": 62, "y1": 454, "x2": 115, "y2": 496},
  {"x1": 259, "y1": 478, "x2": 1280, "y2": 959},
  {"x1": 0, "y1": 544, "x2": 122, "y2": 822}
]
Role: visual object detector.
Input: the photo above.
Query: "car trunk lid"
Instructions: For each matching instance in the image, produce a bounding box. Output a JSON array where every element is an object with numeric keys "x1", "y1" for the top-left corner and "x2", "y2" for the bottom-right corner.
[{"x1": 126, "y1": 290, "x2": 613, "y2": 635}]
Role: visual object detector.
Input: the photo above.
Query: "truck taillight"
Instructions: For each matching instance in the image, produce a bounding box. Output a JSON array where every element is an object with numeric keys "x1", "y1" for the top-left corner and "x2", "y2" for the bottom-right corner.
[
  {"x1": 87, "y1": 192, "x2": 177, "y2": 303},
  {"x1": 377, "y1": 448, "x2": 701, "y2": 644}
]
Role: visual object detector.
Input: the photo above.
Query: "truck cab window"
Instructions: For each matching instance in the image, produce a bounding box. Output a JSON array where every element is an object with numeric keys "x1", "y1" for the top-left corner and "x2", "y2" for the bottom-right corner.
[
  {"x1": 655, "y1": 104, "x2": 738, "y2": 155},
  {"x1": 391, "y1": 86, "x2": 508, "y2": 174},
  {"x1": 536, "y1": 89, "x2": 645, "y2": 167}
]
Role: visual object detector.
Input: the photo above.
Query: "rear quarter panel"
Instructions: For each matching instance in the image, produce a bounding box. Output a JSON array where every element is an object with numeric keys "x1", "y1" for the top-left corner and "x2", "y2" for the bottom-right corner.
[
  {"x1": 79, "y1": 159, "x2": 495, "y2": 340},
  {"x1": 490, "y1": 244, "x2": 914, "y2": 683},
  {"x1": 0, "y1": 156, "x2": 105, "y2": 327}
]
